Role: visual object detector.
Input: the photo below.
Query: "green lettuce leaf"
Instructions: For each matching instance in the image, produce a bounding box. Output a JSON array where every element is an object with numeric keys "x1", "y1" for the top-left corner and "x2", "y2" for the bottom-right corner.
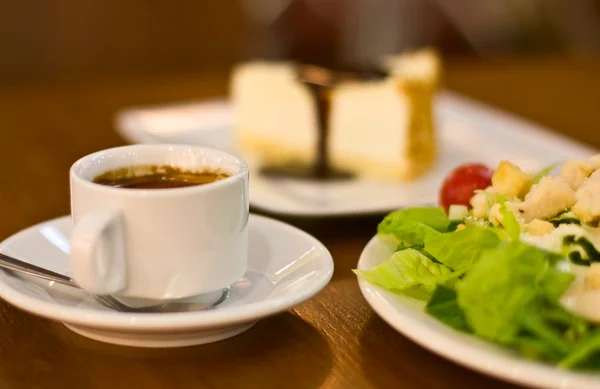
[
  {"x1": 354, "y1": 248, "x2": 455, "y2": 293},
  {"x1": 426, "y1": 285, "x2": 470, "y2": 332},
  {"x1": 515, "y1": 335, "x2": 566, "y2": 362},
  {"x1": 396, "y1": 242, "x2": 439, "y2": 262},
  {"x1": 396, "y1": 241, "x2": 421, "y2": 252},
  {"x1": 423, "y1": 225, "x2": 500, "y2": 271},
  {"x1": 456, "y1": 241, "x2": 551, "y2": 344},
  {"x1": 513, "y1": 300, "x2": 595, "y2": 364},
  {"x1": 377, "y1": 207, "x2": 450, "y2": 245},
  {"x1": 541, "y1": 306, "x2": 590, "y2": 343},
  {"x1": 560, "y1": 328, "x2": 600, "y2": 369},
  {"x1": 541, "y1": 268, "x2": 575, "y2": 302},
  {"x1": 379, "y1": 207, "x2": 450, "y2": 233},
  {"x1": 487, "y1": 193, "x2": 520, "y2": 240},
  {"x1": 452, "y1": 240, "x2": 586, "y2": 364},
  {"x1": 520, "y1": 308, "x2": 572, "y2": 359},
  {"x1": 512, "y1": 274, "x2": 581, "y2": 363},
  {"x1": 499, "y1": 201, "x2": 521, "y2": 240}
]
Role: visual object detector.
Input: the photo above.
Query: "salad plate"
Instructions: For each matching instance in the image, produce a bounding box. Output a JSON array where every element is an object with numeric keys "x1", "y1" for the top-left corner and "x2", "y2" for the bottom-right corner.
[
  {"x1": 357, "y1": 235, "x2": 600, "y2": 389},
  {"x1": 356, "y1": 156, "x2": 600, "y2": 388},
  {"x1": 0, "y1": 214, "x2": 333, "y2": 347},
  {"x1": 115, "y1": 91, "x2": 597, "y2": 217}
]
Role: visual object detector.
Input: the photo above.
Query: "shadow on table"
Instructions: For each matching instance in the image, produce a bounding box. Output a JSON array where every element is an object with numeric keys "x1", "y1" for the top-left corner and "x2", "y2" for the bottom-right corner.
[
  {"x1": 56, "y1": 312, "x2": 333, "y2": 389},
  {"x1": 356, "y1": 314, "x2": 519, "y2": 389}
]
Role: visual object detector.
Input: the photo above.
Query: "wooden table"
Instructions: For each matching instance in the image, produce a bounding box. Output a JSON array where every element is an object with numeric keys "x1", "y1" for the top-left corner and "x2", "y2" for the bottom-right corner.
[{"x1": 0, "y1": 57, "x2": 599, "y2": 389}]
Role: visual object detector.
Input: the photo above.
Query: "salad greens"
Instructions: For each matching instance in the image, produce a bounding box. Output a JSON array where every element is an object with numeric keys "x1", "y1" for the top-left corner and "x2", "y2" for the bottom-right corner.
[
  {"x1": 355, "y1": 206, "x2": 600, "y2": 369},
  {"x1": 355, "y1": 248, "x2": 454, "y2": 293},
  {"x1": 424, "y1": 225, "x2": 500, "y2": 270},
  {"x1": 377, "y1": 207, "x2": 449, "y2": 245},
  {"x1": 425, "y1": 285, "x2": 469, "y2": 332},
  {"x1": 457, "y1": 242, "x2": 568, "y2": 345},
  {"x1": 498, "y1": 197, "x2": 521, "y2": 240}
]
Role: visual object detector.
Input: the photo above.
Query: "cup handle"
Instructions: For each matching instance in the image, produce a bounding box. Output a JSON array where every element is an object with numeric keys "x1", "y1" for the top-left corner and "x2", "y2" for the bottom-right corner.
[{"x1": 69, "y1": 210, "x2": 127, "y2": 295}]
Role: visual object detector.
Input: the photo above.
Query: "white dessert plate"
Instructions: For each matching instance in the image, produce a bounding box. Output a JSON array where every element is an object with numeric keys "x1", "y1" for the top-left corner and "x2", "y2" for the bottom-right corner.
[
  {"x1": 357, "y1": 235, "x2": 599, "y2": 389},
  {"x1": 116, "y1": 91, "x2": 598, "y2": 217},
  {"x1": 0, "y1": 214, "x2": 333, "y2": 348}
]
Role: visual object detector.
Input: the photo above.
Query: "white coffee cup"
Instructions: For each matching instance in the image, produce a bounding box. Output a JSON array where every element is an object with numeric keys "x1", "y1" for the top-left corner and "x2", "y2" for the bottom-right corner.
[{"x1": 69, "y1": 144, "x2": 249, "y2": 301}]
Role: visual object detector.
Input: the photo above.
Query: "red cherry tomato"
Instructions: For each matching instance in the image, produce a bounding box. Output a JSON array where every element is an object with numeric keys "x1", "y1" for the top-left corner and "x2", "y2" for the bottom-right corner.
[{"x1": 440, "y1": 163, "x2": 493, "y2": 212}]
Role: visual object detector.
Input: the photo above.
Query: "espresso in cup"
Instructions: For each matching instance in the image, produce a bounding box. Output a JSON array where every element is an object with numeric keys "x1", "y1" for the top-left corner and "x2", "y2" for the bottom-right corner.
[
  {"x1": 93, "y1": 165, "x2": 230, "y2": 189},
  {"x1": 69, "y1": 144, "x2": 249, "y2": 301}
]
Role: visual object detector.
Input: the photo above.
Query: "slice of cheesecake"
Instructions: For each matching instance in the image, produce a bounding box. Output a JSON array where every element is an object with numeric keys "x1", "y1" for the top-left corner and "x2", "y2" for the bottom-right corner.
[{"x1": 230, "y1": 48, "x2": 441, "y2": 181}]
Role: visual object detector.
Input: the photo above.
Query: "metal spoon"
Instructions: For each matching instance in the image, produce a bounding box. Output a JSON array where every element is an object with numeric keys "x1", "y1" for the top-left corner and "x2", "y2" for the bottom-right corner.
[{"x1": 0, "y1": 252, "x2": 229, "y2": 313}]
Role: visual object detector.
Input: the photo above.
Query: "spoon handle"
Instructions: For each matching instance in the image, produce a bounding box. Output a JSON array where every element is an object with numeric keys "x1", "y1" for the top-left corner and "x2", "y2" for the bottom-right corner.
[
  {"x1": 0, "y1": 252, "x2": 229, "y2": 313},
  {"x1": 0, "y1": 252, "x2": 78, "y2": 288}
]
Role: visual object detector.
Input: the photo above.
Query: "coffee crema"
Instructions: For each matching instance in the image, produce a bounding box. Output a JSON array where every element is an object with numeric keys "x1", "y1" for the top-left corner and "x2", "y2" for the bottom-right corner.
[{"x1": 93, "y1": 165, "x2": 230, "y2": 189}]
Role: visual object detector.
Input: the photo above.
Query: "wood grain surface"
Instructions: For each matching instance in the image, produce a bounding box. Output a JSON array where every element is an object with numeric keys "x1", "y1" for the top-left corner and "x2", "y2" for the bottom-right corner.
[{"x1": 0, "y1": 57, "x2": 599, "y2": 389}]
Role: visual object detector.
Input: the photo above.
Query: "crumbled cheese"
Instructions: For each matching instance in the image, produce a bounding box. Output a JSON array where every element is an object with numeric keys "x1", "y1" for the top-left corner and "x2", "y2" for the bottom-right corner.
[
  {"x1": 488, "y1": 203, "x2": 503, "y2": 226},
  {"x1": 572, "y1": 171, "x2": 600, "y2": 224},
  {"x1": 470, "y1": 190, "x2": 489, "y2": 219},
  {"x1": 521, "y1": 224, "x2": 586, "y2": 253},
  {"x1": 506, "y1": 200, "x2": 524, "y2": 222},
  {"x1": 560, "y1": 159, "x2": 593, "y2": 190},
  {"x1": 523, "y1": 219, "x2": 555, "y2": 236},
  {"x1": 491, "y1": 160, "x2": 532, "y2": 199},
  {"x1": 517, "y1": 176, "x2": 575, "y2": 222},
  {"x1": 487, "y1": 200, "x2": 525, "y2": 228},
  {"x1": 585, "y1": 263, "x2": 600, "y2": 291}
]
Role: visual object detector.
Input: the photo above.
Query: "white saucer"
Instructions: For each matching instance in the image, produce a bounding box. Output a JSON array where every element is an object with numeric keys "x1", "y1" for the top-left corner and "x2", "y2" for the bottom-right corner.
[
  {"x1": 0, "y1": 214, "x2": 333, "y2": 348},
  {"x1": 115, "y1": 91, "x2": 597, "y2": 217},
  {"x1": 357, "y1": 235, "x2": 600, "y2": 389}
]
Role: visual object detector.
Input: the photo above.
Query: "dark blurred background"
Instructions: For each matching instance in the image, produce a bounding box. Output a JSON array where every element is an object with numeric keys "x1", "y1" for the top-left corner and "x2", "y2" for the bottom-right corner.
[{"x1": 2, "y1": 0, "x2": 600, "y2": 87}]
